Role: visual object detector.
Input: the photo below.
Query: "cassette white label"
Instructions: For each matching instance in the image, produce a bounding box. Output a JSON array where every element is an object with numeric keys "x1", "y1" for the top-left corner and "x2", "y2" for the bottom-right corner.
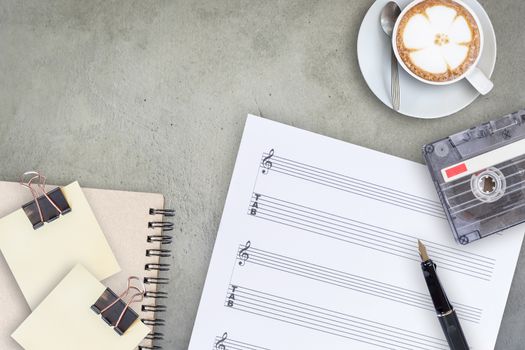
[{"x1": 441, "y1": 138, "x2": 525, "y2": 183}]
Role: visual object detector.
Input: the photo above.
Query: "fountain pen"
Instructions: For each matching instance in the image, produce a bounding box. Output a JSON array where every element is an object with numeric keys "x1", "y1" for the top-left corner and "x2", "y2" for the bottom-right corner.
[{"x1": 418, "y1": 240, "x2": 469, "y2": 350}]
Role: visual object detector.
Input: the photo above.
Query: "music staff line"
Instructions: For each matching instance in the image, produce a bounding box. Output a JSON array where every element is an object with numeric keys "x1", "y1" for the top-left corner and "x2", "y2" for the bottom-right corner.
[
  {"x1": 260, "y1": 152, "x2": 442, "y2": 211},
  {"x1": 257, "y1": 152, "x2": 495, "y2": 265},
  {"x1": 249, "y1": 199, "x2": 492, "y2": 280},
  {"x1": 236, "y1": 244, "x2": 482, "y2": 323},
  {"x1": 260, "y1": 153, "x2": 446, "y2": 219},
  {"x1": 252, "y1": 194, "x2": 494, "y2": 270},
  {"x1": 213, "y1": 333, "x2": 270, "y2": 350},
  {"x1": 225, "y1": 285, "x2": 449, "y2": 350},
  {"x1": 248, "y1": 194, "x2": 495, "y2": 281}
]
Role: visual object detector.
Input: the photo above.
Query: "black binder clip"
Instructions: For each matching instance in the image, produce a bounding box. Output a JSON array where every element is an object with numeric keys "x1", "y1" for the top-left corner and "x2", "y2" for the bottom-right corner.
[
  {"x1": 91, "y1": 276, "x2": 145, "y2": 335},
  {"x1": 20, "y1": 171, "x2": 71, "y2": 230}
]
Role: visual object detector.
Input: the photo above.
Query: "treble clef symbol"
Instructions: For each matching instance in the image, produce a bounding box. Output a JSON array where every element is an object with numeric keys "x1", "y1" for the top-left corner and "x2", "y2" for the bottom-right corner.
[
  {"x1": 215, "y1": 332, "x2": 228, "y2": 350},
  {"x1": 261, "y1": 149, "x2": 274, "y2": 174},
  {"x1": 238, "y1": 241, "x2": 251, "y2": 266}
]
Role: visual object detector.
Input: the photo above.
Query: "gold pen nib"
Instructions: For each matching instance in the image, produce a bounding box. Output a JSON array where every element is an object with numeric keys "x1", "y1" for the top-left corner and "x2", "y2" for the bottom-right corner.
[{"x1": 418, "y1": 239, "x2": 430, "y2": 262}]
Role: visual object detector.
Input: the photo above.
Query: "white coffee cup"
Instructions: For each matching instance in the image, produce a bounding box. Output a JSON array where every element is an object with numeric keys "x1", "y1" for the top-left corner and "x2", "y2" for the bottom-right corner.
[{"x1": 392, "y1": 0, "x2": 493, "y2": 95}]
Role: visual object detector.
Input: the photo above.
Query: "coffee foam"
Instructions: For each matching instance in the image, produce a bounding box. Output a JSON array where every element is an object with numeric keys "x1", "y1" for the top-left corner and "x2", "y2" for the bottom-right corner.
[{"x1": 396, "y1": 0, "x2": 480, "y2": 82}]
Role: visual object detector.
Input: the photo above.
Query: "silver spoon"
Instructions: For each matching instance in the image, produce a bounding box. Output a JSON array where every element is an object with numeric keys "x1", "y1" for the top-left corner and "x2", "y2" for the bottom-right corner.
[{"x1": 380, "y1": 2, "x2": 402, "y2": 111}]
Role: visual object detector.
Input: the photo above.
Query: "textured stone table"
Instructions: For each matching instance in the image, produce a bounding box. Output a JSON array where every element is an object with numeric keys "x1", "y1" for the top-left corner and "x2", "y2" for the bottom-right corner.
[{"x1": 1, "y1": 1, "x2": 525, "y2": 349}]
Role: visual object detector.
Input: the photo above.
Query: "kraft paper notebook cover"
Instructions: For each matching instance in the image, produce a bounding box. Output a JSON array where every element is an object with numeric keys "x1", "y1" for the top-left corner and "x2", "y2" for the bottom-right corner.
[{"x1": 0, "y1": 181, "x2": 171, "y2": 350}]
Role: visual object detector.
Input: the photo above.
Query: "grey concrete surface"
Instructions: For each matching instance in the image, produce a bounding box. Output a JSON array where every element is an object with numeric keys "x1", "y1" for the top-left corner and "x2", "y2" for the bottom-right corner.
[{"x1": 1, "y1": 0, "x2": 525, "y2": 349}]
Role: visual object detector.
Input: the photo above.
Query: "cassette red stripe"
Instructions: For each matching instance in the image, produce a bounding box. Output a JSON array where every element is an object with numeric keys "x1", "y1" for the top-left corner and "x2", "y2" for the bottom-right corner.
[{"x1": 445, "y1": 163, "x2": 467, "y2": 179}]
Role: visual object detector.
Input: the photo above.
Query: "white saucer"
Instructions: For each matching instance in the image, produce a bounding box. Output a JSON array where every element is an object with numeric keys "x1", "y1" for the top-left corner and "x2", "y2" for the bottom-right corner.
[{"x1": 357, "y1": 0, "x2": 497, "y2": 119}]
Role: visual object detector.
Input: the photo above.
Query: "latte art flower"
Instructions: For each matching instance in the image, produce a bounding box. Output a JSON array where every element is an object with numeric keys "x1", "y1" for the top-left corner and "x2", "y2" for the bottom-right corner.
[{"x1": 396, "y1": 0, "x2": 480, "y2": 82}]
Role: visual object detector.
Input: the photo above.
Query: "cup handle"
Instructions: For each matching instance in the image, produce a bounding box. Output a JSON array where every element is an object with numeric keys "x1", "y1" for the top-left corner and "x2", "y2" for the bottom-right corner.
[{"x1": 465, "y1": 67, "x2": 494, "y2": 95}]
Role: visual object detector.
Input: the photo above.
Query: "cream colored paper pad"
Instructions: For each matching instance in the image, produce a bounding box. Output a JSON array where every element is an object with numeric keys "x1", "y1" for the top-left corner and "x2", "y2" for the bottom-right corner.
[
  {"x1": 12, "y1": 264, "x2": 150, "y2": 350},
  {"x1": 0, "y1": 181, "x2": 165, "y2": 350},
  {"x1": 0, "y1": 181, "x2": 120, "y2": 309}
]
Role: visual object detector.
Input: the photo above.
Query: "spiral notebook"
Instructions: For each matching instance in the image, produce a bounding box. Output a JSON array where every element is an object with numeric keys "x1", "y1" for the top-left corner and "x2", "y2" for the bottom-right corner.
[{"x1": 0, "y1": 181, "x2": 172, "y2": 350}]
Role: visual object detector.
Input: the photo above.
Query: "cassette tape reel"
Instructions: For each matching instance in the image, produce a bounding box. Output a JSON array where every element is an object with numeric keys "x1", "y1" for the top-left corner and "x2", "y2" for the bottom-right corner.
[{"x1": 423, "y1": 110, "x2": 525, "y2": 244}]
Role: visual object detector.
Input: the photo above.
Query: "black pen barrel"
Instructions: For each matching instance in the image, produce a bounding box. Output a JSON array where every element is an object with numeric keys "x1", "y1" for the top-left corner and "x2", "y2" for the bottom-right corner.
[
  {"x1": 420, "y1": 259, "x2": 469, "y2": 350},
  {"x1": 421, "y1": 260, "x2": 452, "y2": 314},
  {"x1": 438, "y1": 310, "x2": 469, "y2": 350}
]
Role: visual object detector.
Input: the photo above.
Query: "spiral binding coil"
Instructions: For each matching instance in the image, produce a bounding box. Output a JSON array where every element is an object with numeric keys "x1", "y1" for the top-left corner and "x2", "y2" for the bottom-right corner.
[
  {"x1": 142, "y1": 318, "x2": 166, "y2": 326},
  {"x1": 147, "y1": 235, "x2": 173, "y2": 244},
  {"x1": 146, "y1": 249, "x2": 171, "y2": 257},
  {"x1": 144, "y1": 277, "x2": 170, "y2": 285},
  {"x1": 145, "y1": 291, "x2": 168, "y2": 299},
  {"x1": 138, "y1": 207, "x2": 174, "y2": 350},
  {"x1": 146, "y1": 332, "x2": 165, "y2": 341},
  {"x1": 145, "y1": 263, "x2": 171, "y2": 272},
  {"x1": 142, "y1": 305, "x2": 167, "y2": 312}
]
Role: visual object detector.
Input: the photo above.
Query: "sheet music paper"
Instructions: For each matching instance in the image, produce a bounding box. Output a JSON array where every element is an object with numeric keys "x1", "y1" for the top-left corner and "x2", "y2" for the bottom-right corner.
[
  {"x1": 188, "y1": 115, "x2": 524, "y2": 350},
  {"x1": 12, "y1": 264, "x2": 150, "y2": 350},
  {"x1": 0, "y1": 181, "x2": 120, "y2": 309}
]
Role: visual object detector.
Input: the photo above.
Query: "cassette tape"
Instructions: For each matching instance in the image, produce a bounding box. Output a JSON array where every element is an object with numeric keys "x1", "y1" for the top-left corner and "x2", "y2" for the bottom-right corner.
[{"x1": 423, "y1": 110, "x2": 525, "y2": 245}]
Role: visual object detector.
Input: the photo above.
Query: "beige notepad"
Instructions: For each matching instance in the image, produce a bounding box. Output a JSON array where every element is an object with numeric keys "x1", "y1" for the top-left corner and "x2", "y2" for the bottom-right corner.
[
  {"x1": 12, "y1": 264, "x2": 150, "y2": 350},
  {"x1": 0, "y1": 181, "x2": 120, "y2": 310},
  {"x1": 0, "y1": 181, "x2": 168, "y2": 350}
]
